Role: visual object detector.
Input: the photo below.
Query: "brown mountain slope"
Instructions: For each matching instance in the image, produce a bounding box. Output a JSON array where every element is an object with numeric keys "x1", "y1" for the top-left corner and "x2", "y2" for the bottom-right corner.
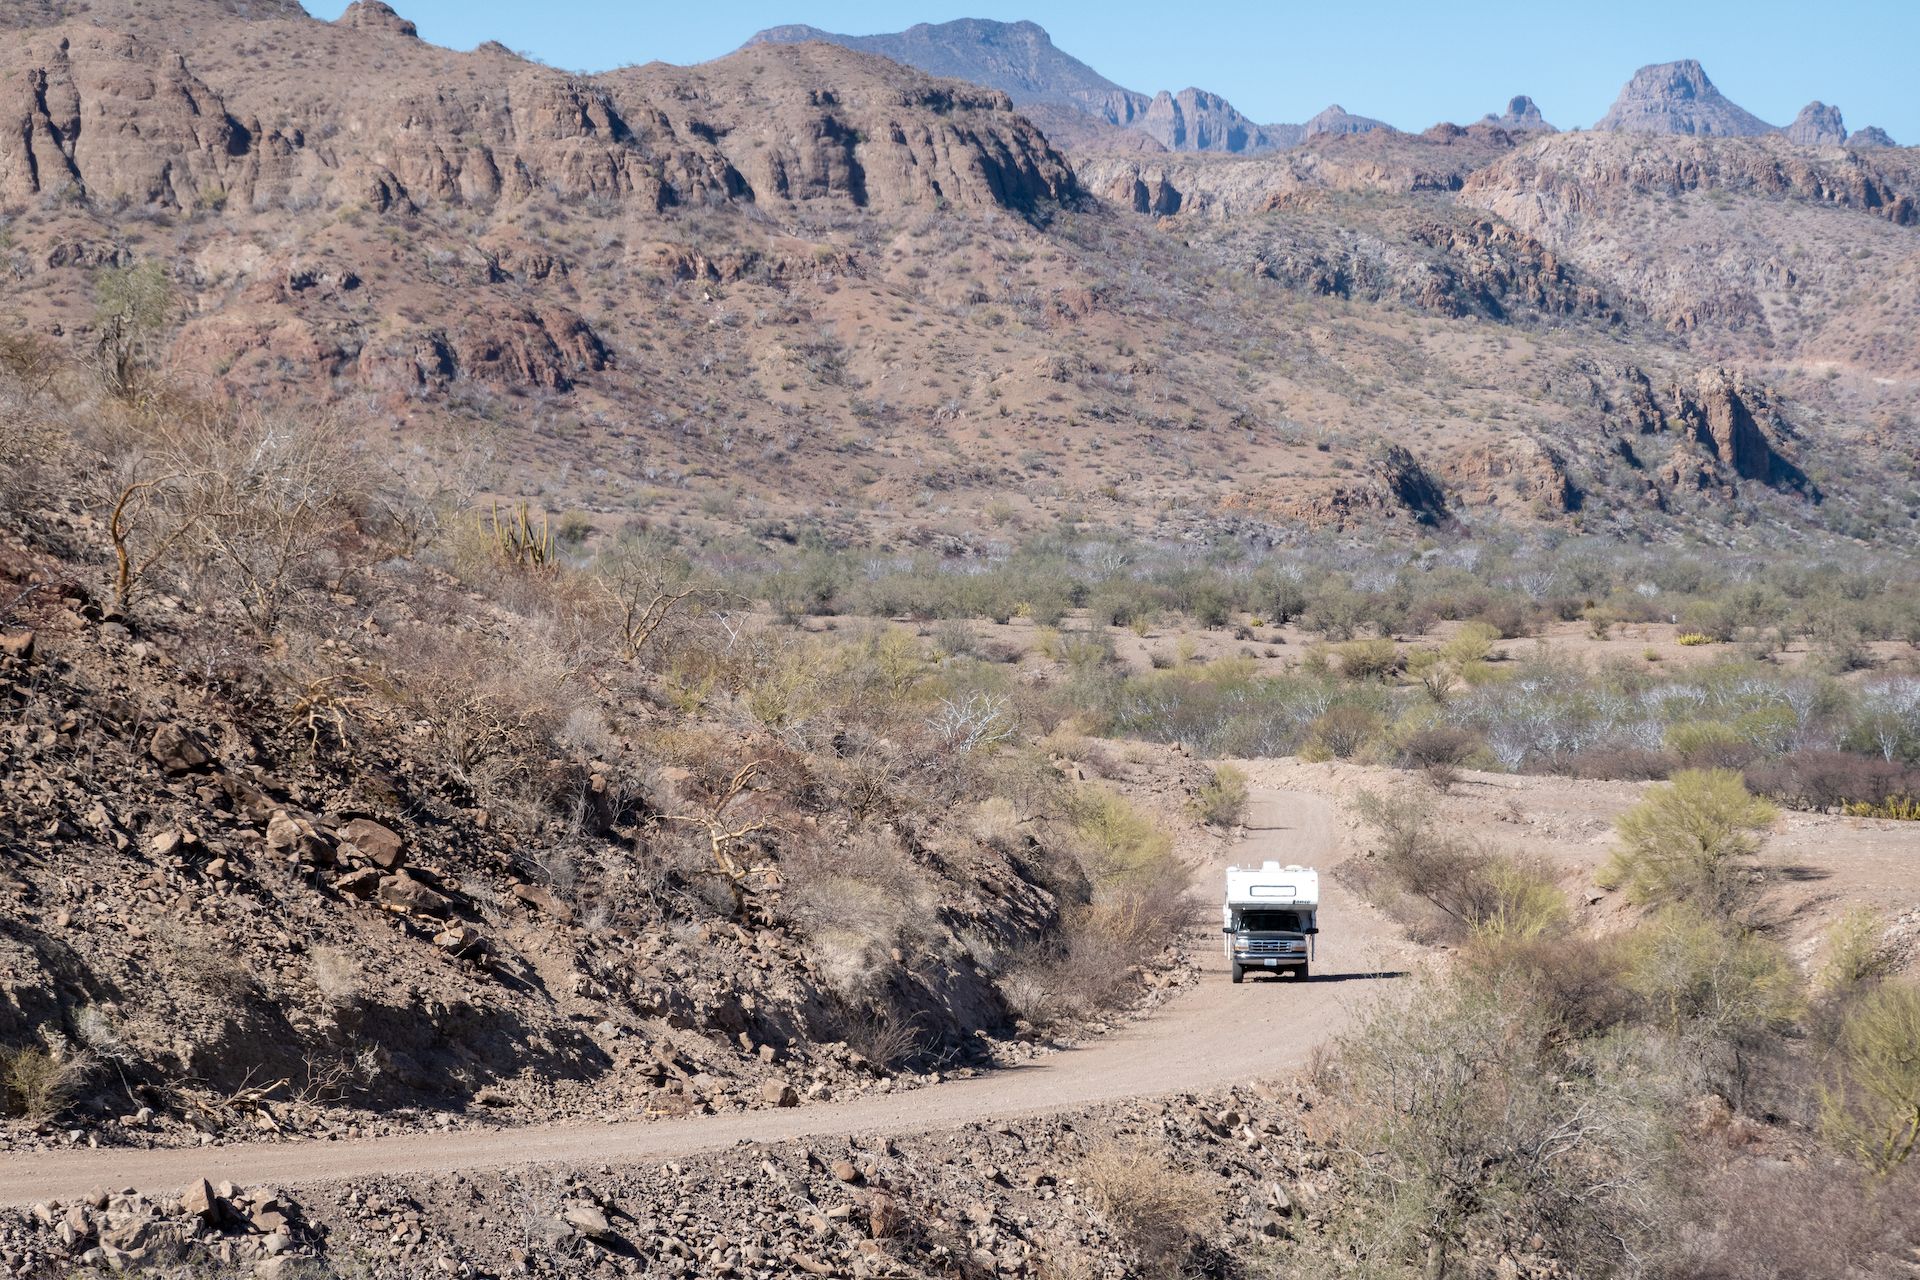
[{"x1": 0, "y1": 0, "x2": 1913, "y2": 548}]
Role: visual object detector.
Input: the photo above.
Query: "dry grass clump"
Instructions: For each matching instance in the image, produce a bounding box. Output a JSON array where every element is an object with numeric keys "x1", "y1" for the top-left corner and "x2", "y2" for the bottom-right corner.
[
  {"x1": 1078, "y1": 1141, "x2": 1221, "y2": 1272},
  {"x1": 0, "y1": 1044, "x2": 92, "y2": 1121}
]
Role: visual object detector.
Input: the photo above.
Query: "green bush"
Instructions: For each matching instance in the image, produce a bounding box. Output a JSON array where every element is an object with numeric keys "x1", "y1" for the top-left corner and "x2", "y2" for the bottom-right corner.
[
  {"x1": 1600, "y1": 769, "x2": 1776, "y2": 917},
  {"x1": 1822, "y1": 981, "x2": 1920, "y2": 1174}
]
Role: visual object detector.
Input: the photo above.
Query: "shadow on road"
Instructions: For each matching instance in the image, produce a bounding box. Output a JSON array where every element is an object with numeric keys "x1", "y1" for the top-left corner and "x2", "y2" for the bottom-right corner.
[{"x1": 1236, "y1": 970, "x2": 1408, "y2": 984}]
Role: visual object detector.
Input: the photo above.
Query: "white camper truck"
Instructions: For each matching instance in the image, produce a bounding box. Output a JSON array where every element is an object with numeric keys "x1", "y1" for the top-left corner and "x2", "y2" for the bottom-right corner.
[{"x1": 1223, "y1": 861, "x2": 1318, "y2": 983}]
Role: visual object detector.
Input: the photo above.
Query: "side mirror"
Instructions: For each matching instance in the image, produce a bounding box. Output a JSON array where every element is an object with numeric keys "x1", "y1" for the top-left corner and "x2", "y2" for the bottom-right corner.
[
  {"x1": 1303, "y1": 927, "x2": 1319, "y2": 935},
  {"x1": 1221, "y1": 926, "x2": 1233, "y2": 934}
]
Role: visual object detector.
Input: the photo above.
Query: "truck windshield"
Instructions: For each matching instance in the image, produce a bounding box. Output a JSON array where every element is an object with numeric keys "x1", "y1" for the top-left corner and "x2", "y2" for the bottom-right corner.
[{"x1": 1239, "y1": 909, "x2": 1305, "y2": 932}]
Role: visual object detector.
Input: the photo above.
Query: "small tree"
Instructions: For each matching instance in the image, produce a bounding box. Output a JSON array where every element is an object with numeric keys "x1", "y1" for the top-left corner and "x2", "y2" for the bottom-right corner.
[
  {"x1": 92, "y1": 261, "x2": 172, "y2": 400},
  {"x1": 1601, "y1": 768, "x2": 1776, "y2": 917},
  {"x1": 1822, "y1": 981, "x2": 1920, "y2": 1175}
]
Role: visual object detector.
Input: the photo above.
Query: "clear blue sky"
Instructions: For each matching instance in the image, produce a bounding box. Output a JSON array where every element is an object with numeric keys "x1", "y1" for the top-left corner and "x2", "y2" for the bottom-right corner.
[{"x1": 305, "y1": 1, "x2": 1917, "y2": 140}]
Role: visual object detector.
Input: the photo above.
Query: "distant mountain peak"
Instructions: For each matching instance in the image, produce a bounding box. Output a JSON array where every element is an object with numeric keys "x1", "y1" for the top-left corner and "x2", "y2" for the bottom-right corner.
[
  {"x1": 1846, "y1": 125, "x2": 1898, "y2": 149},
  {"x1": 1785, "y1": 101, "x2": 1847, "y2": 146},
  {"x1": 1482, "y1": 95, "x2": 1555, "y2": 132},
  {"x1": 1595, "y1": 60, "x2": 1774, "y2": 136}
]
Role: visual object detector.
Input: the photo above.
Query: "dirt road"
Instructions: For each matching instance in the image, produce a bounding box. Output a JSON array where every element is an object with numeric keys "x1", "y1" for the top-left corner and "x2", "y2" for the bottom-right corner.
[{"x1": 0, "y1": 788, "x2": 1412, "y2": 1205}]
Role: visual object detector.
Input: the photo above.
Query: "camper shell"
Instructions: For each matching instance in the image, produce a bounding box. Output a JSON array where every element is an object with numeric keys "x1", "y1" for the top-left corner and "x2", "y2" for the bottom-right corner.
[{"x1": 1222, "y1": 861, "x2": 1318, "y2": 983}]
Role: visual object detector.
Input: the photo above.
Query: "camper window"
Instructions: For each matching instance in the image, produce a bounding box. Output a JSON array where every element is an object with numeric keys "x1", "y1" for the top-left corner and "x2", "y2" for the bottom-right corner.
[{"x1": 1240, "y1": 908, "x2": 1305, "y2": 932}]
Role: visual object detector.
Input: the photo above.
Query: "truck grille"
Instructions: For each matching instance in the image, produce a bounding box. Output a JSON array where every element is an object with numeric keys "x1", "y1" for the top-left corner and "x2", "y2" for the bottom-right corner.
[{"x1": 1240, "y1": 938, "x2": 1303, "y2": 957}]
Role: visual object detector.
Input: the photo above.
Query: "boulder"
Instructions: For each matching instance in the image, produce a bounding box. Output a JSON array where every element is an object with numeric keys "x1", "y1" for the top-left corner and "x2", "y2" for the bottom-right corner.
[
  {"x1": 339, "y1": 819, "x2": 404, "y2": 869},
  {"x1": 0, "y1": 630, "x2": 34, "y2": 662},
  {"x1": 510, "y1": 882, "x2": 572, "y2": 922},
  {"x1": 331, "y1": 868, "x2": 381, "y2": 898},
  {"x1": 148, "y1": 723, "x2": 209, "y2": 773},
  {"x1": 376, "y1": 872, "x2": 454, "y2": 918},
  {"x1": 561, "y1": 1203, "x2": 613, "y2": 1241},
  {"x1": 759, "y1": 1079, "x2": 799, "y2": 1108}
]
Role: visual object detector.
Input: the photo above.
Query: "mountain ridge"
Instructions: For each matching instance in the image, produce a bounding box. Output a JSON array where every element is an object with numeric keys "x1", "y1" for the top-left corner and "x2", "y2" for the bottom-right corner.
[{"x1": 744, "y1": 18, "x2": 1393, "y2": 154}]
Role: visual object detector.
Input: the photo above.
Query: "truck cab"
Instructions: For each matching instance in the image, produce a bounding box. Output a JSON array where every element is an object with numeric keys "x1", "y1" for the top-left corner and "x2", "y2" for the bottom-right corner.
[{"x1": 1223, "y1": 862, "x2": 1318, "y2": 984}]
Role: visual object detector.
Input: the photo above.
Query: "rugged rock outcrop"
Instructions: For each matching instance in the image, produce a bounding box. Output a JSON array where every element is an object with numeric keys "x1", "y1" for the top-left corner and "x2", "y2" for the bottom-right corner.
[
  {"x1": 1847, "y1": 125, "x2": 1898, "y2": 150},
  {"x1": 1594, "y1": 60, "x2": 1775, "y2": 137},
  {"x1": 1480, "y1": 95, "x2": 1555, "y2": 132},
  {"x1": 1223, "y1": 445, "x2": 1451, "y2": 529},
  {"x1": 1550, "y1": 359, "x2": 1814, "y2": 503},
  {"x1": 1139, "y1": 87, "x2": 1286, "y2": 153},
  {"x1": 336, "y1": 0, "x2": 417, "y2": 37},
  {"x1": 1079, "y1": 126, "x2": 1520, "y2": 220},
  {"x1": 0, "y1": 15, "x2": 1075, "y2": 218},
  {"x1": 1465, "y1": 132, "x2": 1919, "y2": 236},
  {"x1": 1785, "y1": 101, "x2": 1847, "y2": 147},
  {"x1": 1214, "y1": 211, "x2": 1613, "y2": 322}
]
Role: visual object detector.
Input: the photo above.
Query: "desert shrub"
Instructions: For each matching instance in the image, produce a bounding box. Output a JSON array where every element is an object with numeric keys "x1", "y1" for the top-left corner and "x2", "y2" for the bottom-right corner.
[
  {"x1": 1566, "y1": 747, "x2": 1677, "y2": 781},
  {"x1": 1626, "y1": 906, "x2": 1802, "y2": 1107},
  {"x1": 1441, "y1": 620, "x2": 1502, "y2": 666},
  {"x1": 1, "y1": 1044, "x2": 92, "y2": 1120},
  {"x1": 1395, "y1": 725, "x2": 1482, "y2": 771},
  {"x1": 1600, "y1": 769, "x2": 1776, "y2": 918},
  {"x1": 1189, "y1": 763, "x2": 1248, "y2": 828},
  {"x1": 1009, "y1": 787, "x2": 1188, "y2": 1023},
  {"x1": 1067, "y1": 787, "x2": 1172, "y2": 885},
  {"x1": 1335, "y1": 636, "x2": 1400, "y2": 681},
  {"x1": 1349, "y1": 790, "x2": 1560, "y2": 944},
  {"x1": 789, "y1": 831, "x2": 940, "y2": 1002},
  {"x1": 1666, "y1": 1158, "x2": 1920, "y2": 1280},
  {"x1": 1461, "y1": 932, "x2": 1634, "y2": 1043},
  {"x1": 1821, "y1": 981, "x2": 1920, "y2": 1175},
  {"x1": 1818, "y1": 909, "x2": 1896, "y2": 1000},
  {"x1": 1475, "y1": 595, "x2": 1541, "y2": 639},
  {"x1": 1102, "y1": 663, "x2": 1355, "y2": 757},
  {"x1": 1676, "y1": 631, "x2": 1715, "y2": 647},
  {"x1": 1663, "y1": 720, "x2": 1760, "y2": 769},
  {"x1": 1746, "y1": 750, "x2": 1920, "y2": 812},
  {"x1": 1079, "y1": 1142, "x2": 1221, "y2": 1273},
  {"x1": 1303, "y1": 705, "x2": 1384, "y2": 760},
  {"x1": 1320, "y1": 969, "x2": 1662, "y2": 1279}
]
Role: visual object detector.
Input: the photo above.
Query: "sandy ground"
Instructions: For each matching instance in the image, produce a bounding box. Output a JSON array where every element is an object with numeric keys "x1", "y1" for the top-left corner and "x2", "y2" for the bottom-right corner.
[{"x1": 0, "y1": 787, "x2": 1418, "y2": 1206}]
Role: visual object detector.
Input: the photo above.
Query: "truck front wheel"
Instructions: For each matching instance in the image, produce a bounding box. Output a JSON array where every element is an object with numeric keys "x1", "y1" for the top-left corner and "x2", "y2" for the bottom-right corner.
[
  {"x1": 1293, "y1": 963, "x2": 1310, "y2": 980},
  {"x1": 1230, "y1": 963, "x2": 1244, "y2": 984}
]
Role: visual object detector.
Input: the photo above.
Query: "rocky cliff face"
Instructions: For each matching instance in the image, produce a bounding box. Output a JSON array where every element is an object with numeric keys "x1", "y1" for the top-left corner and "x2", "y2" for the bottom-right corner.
[
  {"x1": 0, "y1": 11, "x2": 1075, "y2": 219},
  {"x1": 1466, "y1": 132, "x2": 1919, "y2": 235},
  {"x1": 1594, "y1": 60, "x2": 1775, "y2": 136},
  {"x1": 1302, "y1": 104, "x2": 1389, "y2": 139}
]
